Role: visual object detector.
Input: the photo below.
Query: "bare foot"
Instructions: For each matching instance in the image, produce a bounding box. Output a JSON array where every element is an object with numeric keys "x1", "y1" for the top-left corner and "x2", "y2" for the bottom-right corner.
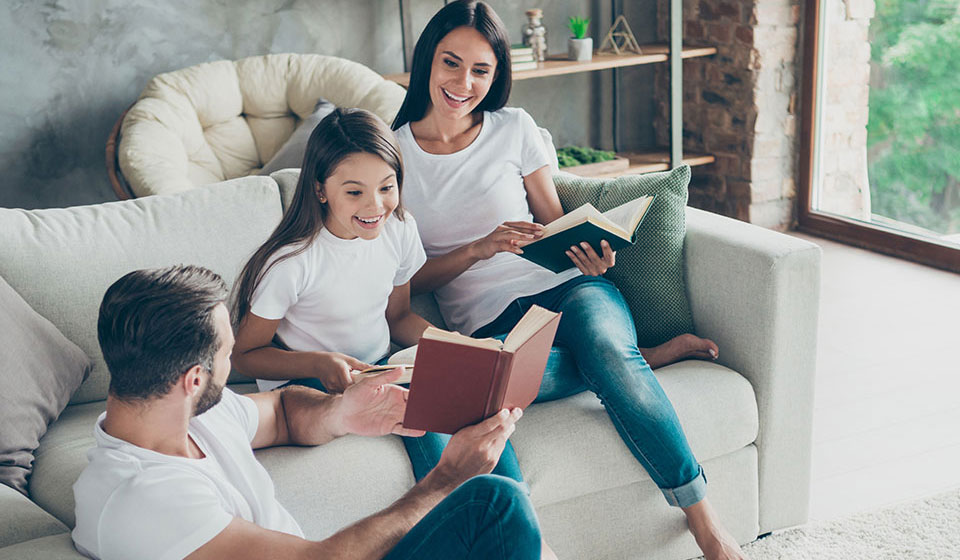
[
  {"x1": 683, "y1": 499, "x2": 746, "y2": 560},
  {"x1": 641, "y1": 333, "x2": 719, "y2": 369}
]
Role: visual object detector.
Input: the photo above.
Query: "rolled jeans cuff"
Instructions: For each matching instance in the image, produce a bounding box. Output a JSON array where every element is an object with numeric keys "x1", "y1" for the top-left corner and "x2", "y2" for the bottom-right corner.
[{"x1": 661, "y1": 466, "x2": 707, "y2": 508}]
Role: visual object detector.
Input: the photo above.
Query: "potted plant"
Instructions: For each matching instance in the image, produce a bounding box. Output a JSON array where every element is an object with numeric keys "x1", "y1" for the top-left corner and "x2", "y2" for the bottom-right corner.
[{"x1": 567, "y1": 16, "x2": 592, "y2": 61}]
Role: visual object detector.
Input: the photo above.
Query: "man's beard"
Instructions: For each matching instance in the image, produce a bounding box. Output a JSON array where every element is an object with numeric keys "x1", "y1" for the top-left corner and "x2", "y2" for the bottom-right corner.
[{"x1": 193, "y1": 377, "x2": 225, "y2": 416}]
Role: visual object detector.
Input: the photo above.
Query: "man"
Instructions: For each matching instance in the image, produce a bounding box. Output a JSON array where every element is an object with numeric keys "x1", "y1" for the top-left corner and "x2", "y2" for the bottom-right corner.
[{"x1": 72, "y1": 265, "x2": 541, "y2": 559}]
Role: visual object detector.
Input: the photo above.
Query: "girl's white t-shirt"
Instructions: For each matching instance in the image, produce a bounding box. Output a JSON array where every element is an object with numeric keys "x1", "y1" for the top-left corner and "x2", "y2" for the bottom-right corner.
[
  {"x1": 249, "y1": 213, "x2": 427, "y2": 391},
  {"x1": 396, "y1": 107, "x2": 580, "y2": 335},
  {"x1": 72, "y1": 389, "x2": 302, "y2": 560}
]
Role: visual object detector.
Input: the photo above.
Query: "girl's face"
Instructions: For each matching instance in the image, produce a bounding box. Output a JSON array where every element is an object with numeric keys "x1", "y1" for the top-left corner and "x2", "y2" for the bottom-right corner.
[
  {"x1": 427, "y1": 26, "x2": 498, "y2": 121},
  {"x1": 320, "y1": 152, "x2": 399, "y2": 240}
]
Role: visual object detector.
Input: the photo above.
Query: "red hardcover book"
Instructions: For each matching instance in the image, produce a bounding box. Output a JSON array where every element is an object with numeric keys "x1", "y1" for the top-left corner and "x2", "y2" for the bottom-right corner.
[{"x1": 402, "y1": 305, "x2": 561, "y2": 434}]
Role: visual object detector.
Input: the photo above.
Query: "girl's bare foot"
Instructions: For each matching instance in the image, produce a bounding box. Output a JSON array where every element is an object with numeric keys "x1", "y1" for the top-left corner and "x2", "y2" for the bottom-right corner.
[
  {"x1": 641, "y1": 333, "x2": 719, "y2": 369},
  {"x1": 683, "y1": 499, "x2": 746, "y2": 560}
]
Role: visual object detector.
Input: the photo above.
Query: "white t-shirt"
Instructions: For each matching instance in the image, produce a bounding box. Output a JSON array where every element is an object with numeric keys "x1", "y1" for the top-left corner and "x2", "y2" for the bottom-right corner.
[
  {"x1": 250, "y1": 213, "x2": 427, "y2": 391},
  {"x1": 72, "y1": 389, "x2": 302, "y2": 560},
  {"x1": 396, "y1": 107, "x2": 580, "y2": 335}
]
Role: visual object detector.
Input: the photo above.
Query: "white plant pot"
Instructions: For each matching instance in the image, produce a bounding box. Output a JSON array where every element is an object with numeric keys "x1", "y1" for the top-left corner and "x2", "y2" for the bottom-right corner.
[{"x1": 568, "y1": 37, "x2": 593, "y2": 61}]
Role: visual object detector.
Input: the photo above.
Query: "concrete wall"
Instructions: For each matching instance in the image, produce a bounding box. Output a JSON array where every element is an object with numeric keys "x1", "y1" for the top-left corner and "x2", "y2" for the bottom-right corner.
[{"x1": 0, "y1": 0, "x2": 661, "y2": 210}]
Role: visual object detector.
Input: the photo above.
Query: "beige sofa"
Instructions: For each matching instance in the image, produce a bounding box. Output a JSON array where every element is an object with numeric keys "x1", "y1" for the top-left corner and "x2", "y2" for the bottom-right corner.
[{"x1": 0, "y1": 167, "x2": 820, "y2": 559}]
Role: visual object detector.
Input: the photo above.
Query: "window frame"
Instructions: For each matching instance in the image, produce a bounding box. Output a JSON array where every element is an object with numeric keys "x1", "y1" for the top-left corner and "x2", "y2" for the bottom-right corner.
[{"x1": 797, "y1": 0, "x2": 960, "y2": 274}]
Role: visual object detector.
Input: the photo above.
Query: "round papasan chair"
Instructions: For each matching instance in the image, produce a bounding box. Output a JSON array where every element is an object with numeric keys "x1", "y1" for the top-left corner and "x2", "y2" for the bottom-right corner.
[{"x1": 106, "y1": 53, "x2": 406, "y2": 199}]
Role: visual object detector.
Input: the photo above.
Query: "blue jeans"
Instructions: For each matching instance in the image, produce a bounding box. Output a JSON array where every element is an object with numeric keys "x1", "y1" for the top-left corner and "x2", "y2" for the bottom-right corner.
[
  {"x1": 383, "y1": 475, "x2": 541, "y2": 559},
  {"x1": 404, "y1": 275, "x2": 707, "y2": 508}
]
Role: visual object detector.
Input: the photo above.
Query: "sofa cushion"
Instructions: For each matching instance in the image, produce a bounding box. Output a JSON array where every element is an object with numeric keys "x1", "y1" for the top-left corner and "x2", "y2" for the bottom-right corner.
[
  {"x1": 0, "y1": 276, "x2": 91, "y2": 495},
  {"x1": 0, "y1": 484, "x2": 68, "y2": 549},
  {"x1": 512, "y1": 360, "x2": 758, "y2": 509},
  {"x1": 554, "y1": 165, "x2": 695, "y2": 347},
  {"x1": 256, "y1": 435, "x2": 415, "y2": 540},
  {"x1": 0, "y1": 533, "x2": 83, "y2": 560},
  {"x1": 0, "y1": 177, "x2": 284, "y2": 405}
]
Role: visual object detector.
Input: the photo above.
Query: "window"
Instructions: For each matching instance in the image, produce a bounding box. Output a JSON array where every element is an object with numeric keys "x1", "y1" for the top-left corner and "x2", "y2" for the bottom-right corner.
[{"x1": 798, "y1": 0, "x2": 960, "y2": 273}]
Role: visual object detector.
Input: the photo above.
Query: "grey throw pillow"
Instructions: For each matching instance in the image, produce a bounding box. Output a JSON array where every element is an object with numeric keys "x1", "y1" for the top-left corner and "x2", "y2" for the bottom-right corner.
[
  {"x1": 0, "y1": 274, "x2": 91, "y2": 496},
  {"x1": 259, "y1": 98, "x2": 336, "y2": 175}
]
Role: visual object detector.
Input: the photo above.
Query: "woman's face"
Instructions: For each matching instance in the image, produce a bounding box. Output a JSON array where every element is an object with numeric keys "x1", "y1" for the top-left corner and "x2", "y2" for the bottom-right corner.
[{"x1": 427, "y1": 26, "x2": 498, "y2": 121}]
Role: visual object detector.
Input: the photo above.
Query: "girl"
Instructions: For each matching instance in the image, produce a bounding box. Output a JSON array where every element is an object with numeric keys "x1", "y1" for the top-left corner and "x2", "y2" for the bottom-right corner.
[
  {"x1": 230, "y1": 108, "x2": 430, "y2": 395},
  {"x1": 231, "y1": 107, "x2": 557, "y2": 560},
  {"x1": 391, "y1": 2, "x2": 744, "y2": 559}
]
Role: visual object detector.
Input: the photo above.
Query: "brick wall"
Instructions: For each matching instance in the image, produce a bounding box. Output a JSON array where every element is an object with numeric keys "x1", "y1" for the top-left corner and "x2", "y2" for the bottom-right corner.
[{"x1": 654, "y1": 0, "x2": 802, "y2": 230}]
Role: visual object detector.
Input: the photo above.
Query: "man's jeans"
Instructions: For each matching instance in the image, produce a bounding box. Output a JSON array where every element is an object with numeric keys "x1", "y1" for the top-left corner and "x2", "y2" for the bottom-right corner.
[
  {"x1": 383, "y1": 475, "x2": 541, "y2": 559},
  {"x1": 402, "y1": 275, "x2": 707, "y2": 508}
]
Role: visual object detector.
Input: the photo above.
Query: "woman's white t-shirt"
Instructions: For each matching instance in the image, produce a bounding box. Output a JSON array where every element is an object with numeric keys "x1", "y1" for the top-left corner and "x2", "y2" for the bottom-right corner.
[
  {"x1": 396, "y1": 107, "x2": 580, "y2": 335},
  {"x1": 72, "y1": 389, "x2": 301, "y2": 560},
  {"x1": 249, "y1": 213, "x2": 427, "y2": 391}
]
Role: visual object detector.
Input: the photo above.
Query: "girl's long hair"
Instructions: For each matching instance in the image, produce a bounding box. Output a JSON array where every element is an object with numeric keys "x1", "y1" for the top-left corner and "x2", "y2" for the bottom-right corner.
[
  {"x1": 391, "y1": 0, "x2": 512, "y2": 130},
  {"x1": 232, "y1": 108, "x2": 405, "y2": 325}
]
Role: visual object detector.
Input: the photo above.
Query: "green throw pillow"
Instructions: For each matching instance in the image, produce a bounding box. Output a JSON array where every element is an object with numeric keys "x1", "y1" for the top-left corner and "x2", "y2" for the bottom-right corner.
[{"x1": 554, "y1": 165, "x2": 694, "y2": 348}]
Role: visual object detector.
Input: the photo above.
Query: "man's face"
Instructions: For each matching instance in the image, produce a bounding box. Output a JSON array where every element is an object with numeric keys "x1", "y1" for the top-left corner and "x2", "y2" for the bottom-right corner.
[{"x1": 192, "y1": 304, "x2": 234, "y2": 417}]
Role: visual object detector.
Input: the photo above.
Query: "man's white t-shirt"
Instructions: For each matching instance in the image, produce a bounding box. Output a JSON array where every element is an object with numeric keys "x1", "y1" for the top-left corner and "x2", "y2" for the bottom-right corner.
[
  {"x1": 249, "y1": 213, "x2": 427, "y2": 391},
  {"x1": 72, "y1": 389, "x2": 302, "y2": 560},
  {"x1": 396, "y1": 107, "x2": 580, "y2": 335}
]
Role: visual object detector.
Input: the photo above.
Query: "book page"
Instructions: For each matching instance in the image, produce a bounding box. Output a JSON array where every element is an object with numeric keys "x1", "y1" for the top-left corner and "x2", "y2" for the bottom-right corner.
[
  {"x1": 502, "y1": 305, "x2": 560, "y2": 352},
  {"x1": 601, "y1": 196, "x2": 654, "y2": 236},
  {"x1": 421, "y1": 326, "x2": 504, "y2": 351},
  {"x1": 540, "y1": 203, "x2": 601, "y2": 237},
  {"x1": 352, "y1": 365, "x2": 413, "y2": 385}
]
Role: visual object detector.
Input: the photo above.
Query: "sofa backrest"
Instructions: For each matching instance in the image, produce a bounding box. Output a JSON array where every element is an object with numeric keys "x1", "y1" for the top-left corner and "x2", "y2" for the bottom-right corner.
[
  {"x1": 0, "y1": 176, "x2": 283, "y2": 405},
  {"x1": 118, "y1": 53, "x2": 407, "y2": 198}
]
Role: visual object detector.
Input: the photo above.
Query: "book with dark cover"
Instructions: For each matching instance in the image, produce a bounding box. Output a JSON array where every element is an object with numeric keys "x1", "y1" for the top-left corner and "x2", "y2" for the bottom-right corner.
[
  {"x1": 402, "y1": 305, "x2": 561, "y2": 434},
  {"x1": 519, "y1": 195, "x2": 655, "y2": 273}
]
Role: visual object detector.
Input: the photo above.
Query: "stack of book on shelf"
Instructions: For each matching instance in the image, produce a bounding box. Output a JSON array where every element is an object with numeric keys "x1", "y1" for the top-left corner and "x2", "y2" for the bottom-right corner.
[{"x1": 511, "y1": 44, "x2": 538, "y2": 72}]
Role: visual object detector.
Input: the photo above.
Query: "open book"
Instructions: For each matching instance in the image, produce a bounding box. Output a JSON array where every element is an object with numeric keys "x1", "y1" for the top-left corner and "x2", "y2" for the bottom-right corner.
[
  {"x1": 519, "y1": 195, "x2": 655, "y2": 273},
  {"x1": 351, "y1": 364, "x2": 414, "y2": 385},
  {"x1": 402, "y1": 305, "x2": 561, "y2": 434}
]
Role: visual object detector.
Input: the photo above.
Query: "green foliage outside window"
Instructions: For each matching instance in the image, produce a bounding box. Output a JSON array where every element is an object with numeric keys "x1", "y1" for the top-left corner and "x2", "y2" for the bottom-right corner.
[{"x1": 867, "y1": 0, "x2": 960, "y2": 234}]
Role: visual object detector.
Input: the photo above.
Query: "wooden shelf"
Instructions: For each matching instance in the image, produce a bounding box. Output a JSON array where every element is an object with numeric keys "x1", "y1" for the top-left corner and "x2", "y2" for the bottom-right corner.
[
  {"x1": 566, "y1": 150, "x2": 716, "y2": 179},
  {"x1": 384, "y1": 44, "x2": 717, "y2": 87}
]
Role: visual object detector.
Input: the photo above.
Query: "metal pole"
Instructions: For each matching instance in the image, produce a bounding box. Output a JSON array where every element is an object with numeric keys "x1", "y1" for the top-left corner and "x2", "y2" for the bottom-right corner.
[
  {"x1": 670, "y1": 0, "x2": 682, "y2": 167},
  {"x1": 399, "y1": 0, "x2": 414, "y2": 72}
]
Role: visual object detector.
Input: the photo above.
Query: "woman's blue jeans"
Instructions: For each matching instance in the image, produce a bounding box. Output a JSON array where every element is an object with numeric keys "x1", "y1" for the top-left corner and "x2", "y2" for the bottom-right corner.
[
  {"x1": 402, "y1": 275, "x2": 707, "y2": 508},
  {"x1": 383, "y1": 475, "x2": 541, "y2": 559}
]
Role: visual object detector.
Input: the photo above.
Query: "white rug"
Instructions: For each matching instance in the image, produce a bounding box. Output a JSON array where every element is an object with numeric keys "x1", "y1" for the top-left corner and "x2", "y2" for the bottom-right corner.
[{"x1": 741, "y1": 488, "x2": 960, "y2": 559}]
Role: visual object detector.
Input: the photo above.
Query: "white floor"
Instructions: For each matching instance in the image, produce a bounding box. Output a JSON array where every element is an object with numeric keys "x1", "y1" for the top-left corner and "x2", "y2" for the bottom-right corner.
[{"x1": 789, "y1": 232, "x2": 960, "y2": 522}]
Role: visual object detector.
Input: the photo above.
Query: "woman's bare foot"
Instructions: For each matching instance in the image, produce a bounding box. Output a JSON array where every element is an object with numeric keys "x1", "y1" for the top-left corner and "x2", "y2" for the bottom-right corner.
[
  {"x1": 682, "y1": 499, "x2": 746, "y2": 560},
  {"x1": 641, "y1": 333, "x2": 719, "y2": 369}
]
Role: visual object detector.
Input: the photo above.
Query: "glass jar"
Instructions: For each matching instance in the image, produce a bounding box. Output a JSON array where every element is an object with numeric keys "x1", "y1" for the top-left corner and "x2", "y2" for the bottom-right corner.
[{"x1": 522, "y1": 8, "x2": 548, "y2": 62}]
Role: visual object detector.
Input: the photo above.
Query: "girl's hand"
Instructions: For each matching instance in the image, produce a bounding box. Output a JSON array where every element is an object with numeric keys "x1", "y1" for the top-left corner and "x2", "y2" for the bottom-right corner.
[
  {"x1": 311, "y1": 352, "x2": 372, "y2": 393},
  {"x1": 470, "y1": 221, "x2": 544, "y2": 260},
  {"x1": 566, "y1": 240, "x2": 616, "y2": 276}
]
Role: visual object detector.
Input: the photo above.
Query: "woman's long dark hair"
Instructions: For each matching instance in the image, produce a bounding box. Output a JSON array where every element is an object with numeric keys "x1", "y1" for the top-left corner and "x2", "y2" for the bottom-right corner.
[
  {"x1": 233, "y1": 108, "x2": 405, "y2": 325},
  {"x1": 391, "y1": 0, "x2": 512, "y2": 130}
]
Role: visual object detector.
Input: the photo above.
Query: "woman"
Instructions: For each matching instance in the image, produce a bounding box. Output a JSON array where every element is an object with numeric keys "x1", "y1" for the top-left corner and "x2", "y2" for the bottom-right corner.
[{"x1": 391, "y1": 2, "x2": 745, "y2": 559}]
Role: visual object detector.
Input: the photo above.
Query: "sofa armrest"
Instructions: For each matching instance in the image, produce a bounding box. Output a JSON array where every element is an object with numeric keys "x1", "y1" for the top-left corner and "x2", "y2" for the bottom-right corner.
[{"x1": 683, "y1": 207, "x2": 821, "y2": 533}]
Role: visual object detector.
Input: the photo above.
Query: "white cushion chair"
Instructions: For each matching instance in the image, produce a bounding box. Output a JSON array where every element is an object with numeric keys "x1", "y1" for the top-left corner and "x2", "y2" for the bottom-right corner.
[{"x1": 107, "y1": 53, "x2": 406, "y2": 199}]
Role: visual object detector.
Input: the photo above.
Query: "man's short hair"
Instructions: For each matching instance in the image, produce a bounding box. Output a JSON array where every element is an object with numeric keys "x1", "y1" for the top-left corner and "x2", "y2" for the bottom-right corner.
[{"x1": 98, "y1": 265, "x2": 228, "y2": 400}]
